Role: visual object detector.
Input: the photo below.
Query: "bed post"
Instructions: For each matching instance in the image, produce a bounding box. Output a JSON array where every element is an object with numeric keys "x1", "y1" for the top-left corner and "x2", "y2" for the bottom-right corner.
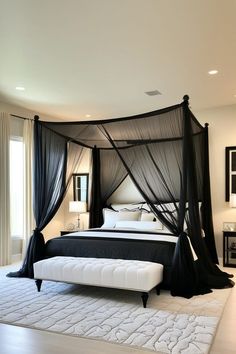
[
  {"x1": 202, "y1": 122, "x2": 218, "y2": 263},
  {"x1": 183, "y1": 94, "x2": 189, "y2": 103},
  {"x1": 177, "y1": 94, "x2": 189, "y2": 232},
  {"x1": 89, "y1": 146, "x2": 103, "y2": 228}
]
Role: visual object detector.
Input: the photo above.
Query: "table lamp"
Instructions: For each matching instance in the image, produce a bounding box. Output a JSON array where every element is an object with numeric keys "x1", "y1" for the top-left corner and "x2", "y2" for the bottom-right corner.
[
  {"x1": 230, "y1": 194, "x2": 236, "y2": 208},
  {"x1": 69, "y1": 201, "x2": 87, "y2": 229}
]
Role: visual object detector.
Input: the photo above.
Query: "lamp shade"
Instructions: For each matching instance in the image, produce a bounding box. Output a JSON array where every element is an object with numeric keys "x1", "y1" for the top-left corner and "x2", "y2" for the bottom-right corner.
[
  {"x1": 69, "y1": 201, "x2": 87, "y2": 213},
  {"x1": 230, "y1": 194, "x2": 236, "y2": 208}
]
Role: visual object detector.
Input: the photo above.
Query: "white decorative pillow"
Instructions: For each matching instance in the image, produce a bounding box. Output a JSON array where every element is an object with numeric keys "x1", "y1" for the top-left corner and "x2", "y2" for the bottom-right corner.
[
  {"x1": 101, "y1": 209, "x2": 119, "y2": 228},
  {"x1": 118, "y1": 210, "x2": 141, "y2": 222},
  {"x1": 115, "y1": 220, "x2": 163, "y2": 231},
  {"x1": 140, "y1": 212, "x2": 156, "y2": 222},
  {"x1": 101, "y1": 209, "x2": 141, "y2": 228}
]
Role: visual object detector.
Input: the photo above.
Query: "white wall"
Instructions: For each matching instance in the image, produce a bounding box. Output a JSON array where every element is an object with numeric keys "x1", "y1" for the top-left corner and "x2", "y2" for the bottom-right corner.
[
  {"x1": 108, "y1": 176, "x2": 142, "y2": 204},
  {"x1": 196, "y1": 104, "x2": 236, "y2": 256}
]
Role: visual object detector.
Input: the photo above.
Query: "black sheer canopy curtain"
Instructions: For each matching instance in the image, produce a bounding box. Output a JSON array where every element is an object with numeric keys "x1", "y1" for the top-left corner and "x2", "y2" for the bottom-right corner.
[
  {"x1": 201, "y1": 124, "x2": 218, "y2": 263},
  {"x1": 99, "y1": 105, "x2": 186, "y2": 235},
  {"x1": 99, "y1": 104, "x2": 202, "y2": 297},
  {"x1": 7, "y1": 117, "x2": 69, "y2": 278},
  {"x1": 172, "y1": 98, "x2": 234, "y2": 297},
  {"x1": 99, "y1": 97, "x2": 234, "y2": 297},
  {"x1": 89, "y1": 147, "x2": 128, "y2": 228}
]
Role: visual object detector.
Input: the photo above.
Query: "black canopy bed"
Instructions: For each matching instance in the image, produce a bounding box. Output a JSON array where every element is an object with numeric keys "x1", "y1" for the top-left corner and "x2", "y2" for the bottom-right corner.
[{"x1": 8, "y1": 95, "x2": 234, "y2": 298}]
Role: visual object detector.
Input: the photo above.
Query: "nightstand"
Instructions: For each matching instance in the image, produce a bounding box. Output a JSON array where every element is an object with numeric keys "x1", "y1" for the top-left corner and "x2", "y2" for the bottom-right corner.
[
  {"x1": 60, "y1": 230, "x2": 71, "y2": 236},
  {"x1": 223, "y1": 230, "x2": 236, "y2": 267},
  {"x1": 60, "y1": 230, "x2": 79, "y2": 236}
]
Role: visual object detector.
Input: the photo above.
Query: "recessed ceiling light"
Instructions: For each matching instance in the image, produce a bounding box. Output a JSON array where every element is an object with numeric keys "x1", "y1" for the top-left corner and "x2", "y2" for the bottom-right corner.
[
  {"x1": 208, "y1": 70, "x2": 218, "y2": 75},
  {"x1": 145, "y1": 90, "x2": 162, "y2": 96},
  {"x1": 85, "y1": 114, "x2": 91, "y2": 118},
  {"x1": 15, "y1": 86, "x2": 25, "y2": 91}
]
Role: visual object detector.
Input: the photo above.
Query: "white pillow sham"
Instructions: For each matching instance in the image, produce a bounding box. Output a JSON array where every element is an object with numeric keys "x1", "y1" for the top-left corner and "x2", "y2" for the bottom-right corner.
[
  {"x1": 114, "y1": 220, "x2": 163, "y2": 231},
  {"x1": 140, "y1": 212, "x2": 156, "y2": 222},
  {"x1": 105, "y1": 202, "x2": 202, "y2": 231},
  {"x1": 101, "y1": 208, "x2": 141, "y2": 228}
]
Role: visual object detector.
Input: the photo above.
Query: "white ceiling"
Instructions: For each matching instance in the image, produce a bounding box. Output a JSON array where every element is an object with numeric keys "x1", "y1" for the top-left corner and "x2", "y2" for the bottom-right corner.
[{"x1": 0, "y1": 0, "x2": 236, "y2": 121}]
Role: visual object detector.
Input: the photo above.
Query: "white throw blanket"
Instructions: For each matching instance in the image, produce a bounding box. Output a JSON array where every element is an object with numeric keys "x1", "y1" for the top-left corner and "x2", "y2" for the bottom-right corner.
[{"x1": 64, "y1": 229, "x2": 178, "y2": 243}]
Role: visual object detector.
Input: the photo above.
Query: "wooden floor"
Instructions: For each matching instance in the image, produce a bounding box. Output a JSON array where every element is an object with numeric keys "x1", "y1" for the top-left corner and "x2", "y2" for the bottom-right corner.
[
  {"x1": 210, "y1": 266, "x2": 236, "y2": 354},
  {"x1": 0, "y1": 322, "x2": 155, "y2": 354},
  {"x1": 0, "y1": 267, "x2": 235, "y2": 354}
]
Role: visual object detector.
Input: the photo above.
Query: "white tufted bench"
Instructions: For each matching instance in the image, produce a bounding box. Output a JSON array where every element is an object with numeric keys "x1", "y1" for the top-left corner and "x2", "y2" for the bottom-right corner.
[{"x1": 33, "y1": 256, "x2": 163, "y2": 308}]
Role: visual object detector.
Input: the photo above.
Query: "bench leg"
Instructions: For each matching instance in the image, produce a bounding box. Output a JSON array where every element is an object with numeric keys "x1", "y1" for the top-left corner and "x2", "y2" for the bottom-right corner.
[
  {"x1": 141, "y1": 292, "x2": 149, "y2": 308},
  {"x1": 35, "y1": 279, "x2": 42, "y2": 292},
  {"x1": 156, "y1": 284, "x2": 161, "y2": 295}
]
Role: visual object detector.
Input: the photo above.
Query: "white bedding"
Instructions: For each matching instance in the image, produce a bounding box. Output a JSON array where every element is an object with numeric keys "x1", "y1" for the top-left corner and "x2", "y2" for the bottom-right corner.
[{"x1": 64, "y1": 229, "x2": 178, "y2": 244}]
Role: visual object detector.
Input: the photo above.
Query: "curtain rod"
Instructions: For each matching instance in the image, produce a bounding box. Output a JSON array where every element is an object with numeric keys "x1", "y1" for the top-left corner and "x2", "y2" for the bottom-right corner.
[{"x1": 10, "y1": 114, "x2": 33, "y2": 121}]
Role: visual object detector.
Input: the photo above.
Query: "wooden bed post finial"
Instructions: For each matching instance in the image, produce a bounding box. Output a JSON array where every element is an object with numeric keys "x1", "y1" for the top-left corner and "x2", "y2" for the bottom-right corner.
[{"x1": 183, "y1": 95, "x2": 189, "y2": 104}]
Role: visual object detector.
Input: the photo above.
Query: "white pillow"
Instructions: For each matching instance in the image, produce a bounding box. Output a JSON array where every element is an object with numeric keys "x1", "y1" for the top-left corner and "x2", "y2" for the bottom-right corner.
[
  {"x1": 101, "y1": 209, "x2": 141, "y2": 228},
  {"x1": 140, "y1": 212, "x2": 156, "y2": 222},
  {"x1": 115, "y1": 220, "x2": 163, "y2": 231}
]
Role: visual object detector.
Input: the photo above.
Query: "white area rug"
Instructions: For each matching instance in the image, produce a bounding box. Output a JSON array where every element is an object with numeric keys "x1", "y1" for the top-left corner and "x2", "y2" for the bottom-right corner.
[{"x1": 0, "y1": 264, "x2": 232, "y2": 354}]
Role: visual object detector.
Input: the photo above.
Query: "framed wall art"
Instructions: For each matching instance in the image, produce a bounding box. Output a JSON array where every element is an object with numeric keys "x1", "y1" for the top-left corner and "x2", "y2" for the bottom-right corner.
[{"x1": 225, "y1": 146, "x2": 236, "y2": 201}]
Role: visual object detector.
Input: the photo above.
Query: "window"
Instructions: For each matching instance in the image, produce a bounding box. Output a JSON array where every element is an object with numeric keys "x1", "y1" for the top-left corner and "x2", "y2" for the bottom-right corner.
[
  {"x1": 73, "y1": 173, "x2": 89, "y2": 202},
  {"x1": 10, "y1": 138, "x2": 24, "y2": 238}
]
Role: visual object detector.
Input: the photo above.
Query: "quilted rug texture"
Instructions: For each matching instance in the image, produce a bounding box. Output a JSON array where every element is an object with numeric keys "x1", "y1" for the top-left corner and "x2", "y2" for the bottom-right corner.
[{"x1": 0, "y1": 265, "x2": 232, "y2": 354}]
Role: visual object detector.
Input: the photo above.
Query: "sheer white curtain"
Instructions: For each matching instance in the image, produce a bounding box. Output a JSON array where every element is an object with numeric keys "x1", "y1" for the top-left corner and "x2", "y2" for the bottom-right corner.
[
  {"x1": 0, "y1": 112, "x2": 11, "y2": 265},
  {"x1": 22, "y1": 119, "x2": 34, "y2": 256}
]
